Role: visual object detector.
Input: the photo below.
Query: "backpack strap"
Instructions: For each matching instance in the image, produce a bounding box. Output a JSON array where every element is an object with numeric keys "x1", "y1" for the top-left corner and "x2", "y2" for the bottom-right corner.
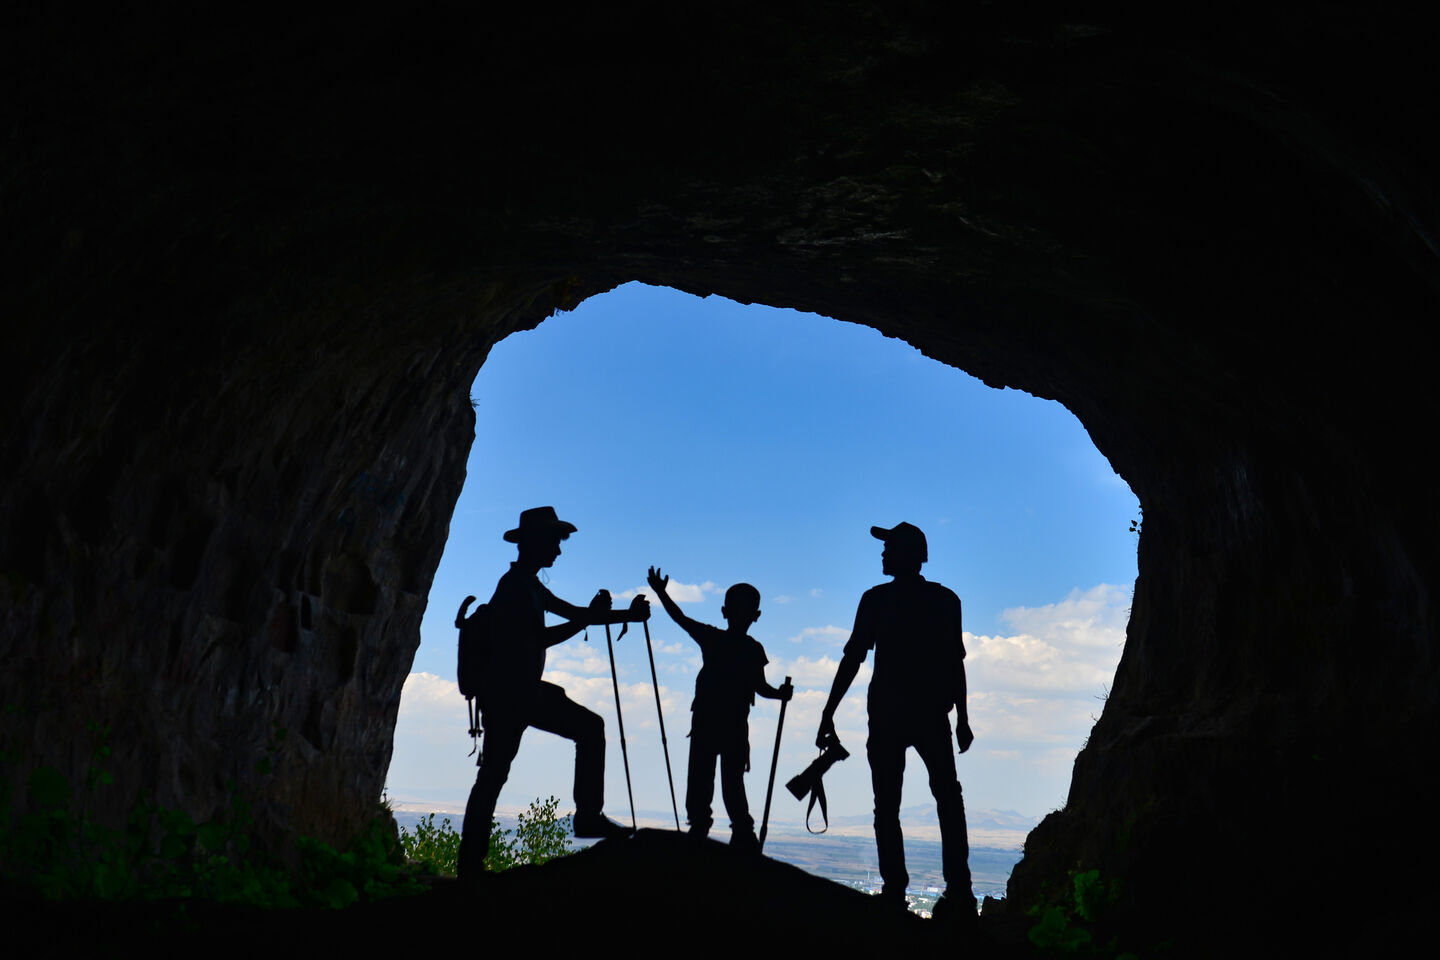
[{"x1": 466, "y1": 697, "x2": 483, "y2": 761}]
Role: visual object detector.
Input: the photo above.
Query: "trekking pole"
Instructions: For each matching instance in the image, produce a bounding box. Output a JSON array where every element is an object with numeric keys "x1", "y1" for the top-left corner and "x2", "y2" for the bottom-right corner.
[
  {"x1": 604, "y1": 620, "x2": 638, "y2": 831},
  {"x1": 758, "y1": 675, "x2": 792, "y2": 852},
  {"x1": 641, "y1": 619, "x2": 681, "y2": 830}
]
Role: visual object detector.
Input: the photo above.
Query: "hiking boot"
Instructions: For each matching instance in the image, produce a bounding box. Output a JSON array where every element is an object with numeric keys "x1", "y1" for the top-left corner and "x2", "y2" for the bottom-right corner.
[
  {"x1": 931, "y1": 890, "x2": 978, "y2": 925},
  {"x1": 456, "y1": 836, "x2": 485, "y2": 884},
  {"x1": 729, "y1": 829, "x2": 759, "y2": 853},
  {"x1": 572, "y1": 813, "x2": 633, "y2": 839},
  {"x1": 878, "y1": 885, "x2": 909, "y2": 915}
]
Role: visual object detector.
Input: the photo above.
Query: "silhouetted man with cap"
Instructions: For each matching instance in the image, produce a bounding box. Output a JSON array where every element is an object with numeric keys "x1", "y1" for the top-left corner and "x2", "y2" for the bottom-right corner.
[
  {"x1": 816, "y1": 521, "x2": 976, "y2": 918},
  {"x1": 457, "y1": 506, "x2": 649, "y2": 880}
]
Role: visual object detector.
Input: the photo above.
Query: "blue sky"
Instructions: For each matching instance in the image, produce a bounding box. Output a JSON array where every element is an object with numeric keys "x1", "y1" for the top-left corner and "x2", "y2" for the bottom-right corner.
[{"x1": 387, "y1": 282, "x2": 1139, "y2": 830}]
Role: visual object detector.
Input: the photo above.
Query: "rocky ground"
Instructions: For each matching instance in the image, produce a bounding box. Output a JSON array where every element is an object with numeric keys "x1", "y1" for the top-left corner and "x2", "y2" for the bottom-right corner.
[{"x1": 12, "y1": 831, "x2": 1023, "y2": 954}]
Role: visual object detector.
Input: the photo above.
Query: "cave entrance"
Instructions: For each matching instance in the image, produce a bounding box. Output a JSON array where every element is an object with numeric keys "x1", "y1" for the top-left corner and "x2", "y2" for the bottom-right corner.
[{"x1": 386, "y1": 282, "x2": 1138, "y2": 896}]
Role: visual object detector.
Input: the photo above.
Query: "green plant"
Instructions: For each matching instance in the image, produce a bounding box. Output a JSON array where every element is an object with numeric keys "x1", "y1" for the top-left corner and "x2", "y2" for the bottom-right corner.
[
  {"x1": 0, "y1": 718, "x2": 423, "y2": 908},
  {"x1": 399, "y1": 812, "x2": 463, "y2": 874},
  {"x1": 1027, "y1": 866, "x2": 1125, "y2": 955},
  {"x1": 293, "y1": 815, "x2": 419, "y2": 908},
  {"x1": 1030, "y1": 904, "x2": 1094, "y2": 952},
  {"x1": 1072, "y1": 867, "x2": 1120, "y2": 923},
  {"x1": 399, "y1": 796, "x2": 574, "y2": 875},
  {"x1": 510, "y1": 795, "x2": 573, "y2": 867}
]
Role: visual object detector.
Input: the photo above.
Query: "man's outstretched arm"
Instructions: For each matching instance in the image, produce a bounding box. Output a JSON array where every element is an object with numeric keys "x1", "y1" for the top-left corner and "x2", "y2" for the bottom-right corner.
[
  {"x1": 543, "y1": 619, "x2": 589, "y2": 648},
  {"x1": 545, "y1": 589, "x2": 650, "y2": 627},
  {"x1": 816, "y1": 650, "x2": 863, "y2": 746},
  {"x1": 542, "y1": 590, "x2": 649, "y2": 647}
]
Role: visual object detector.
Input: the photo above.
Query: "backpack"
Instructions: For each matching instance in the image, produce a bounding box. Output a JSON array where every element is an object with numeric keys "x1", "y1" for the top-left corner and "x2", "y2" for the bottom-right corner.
[{"x1": 455, "y1": 595, "x2": 489, "y2": 757}]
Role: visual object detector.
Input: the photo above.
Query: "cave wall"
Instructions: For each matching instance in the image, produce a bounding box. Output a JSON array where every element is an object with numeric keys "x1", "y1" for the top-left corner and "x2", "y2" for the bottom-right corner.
[{"x1": 4, "y1": 1, "x2": 1437, "y2": 939}]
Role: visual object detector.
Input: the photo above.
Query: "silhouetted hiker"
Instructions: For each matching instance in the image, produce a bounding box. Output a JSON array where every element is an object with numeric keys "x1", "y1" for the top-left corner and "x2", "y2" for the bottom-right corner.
[
  {"x1": 647, "y1": 566, "x2": 793, "y2": 850},
  {"x1": 456, "y1": 507, "x2": 650, "y2": 880},
  {"x1": 815, "y1": 522, "x2": 976, "y2": 918}
]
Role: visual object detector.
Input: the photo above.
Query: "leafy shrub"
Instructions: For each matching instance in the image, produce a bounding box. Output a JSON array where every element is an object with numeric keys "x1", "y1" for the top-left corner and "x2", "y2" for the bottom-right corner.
[
  {"x1": 1027, "y1": 865, "x2": 1126, "y2": 955},
  {"x1": 398, "y1": 796, "x2": 573, "y2": 875},
  {"x1": 0, "y1": 720, "x2": 423, "y2": 908},
  {"x1": 510, "y1": 795, "x2": 573, "y2": 867},
  {"x1": 399, "y1": 813, "x2": 462, "y2": 875}
]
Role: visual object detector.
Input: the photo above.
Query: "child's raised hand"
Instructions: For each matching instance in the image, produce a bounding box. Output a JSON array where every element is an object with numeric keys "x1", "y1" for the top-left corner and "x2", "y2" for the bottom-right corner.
[{"x1": 646, "y1": 566, "x2": 668, "y2": 595}]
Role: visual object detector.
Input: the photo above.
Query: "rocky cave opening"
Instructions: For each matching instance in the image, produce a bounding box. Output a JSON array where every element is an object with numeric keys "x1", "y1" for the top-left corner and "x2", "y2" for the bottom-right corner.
[
  {"x1": 5, "y1": 4, "x2": 1438, "y2": 950},
  {"x1": 386, "y1": 282, "x2": 1141, "y2": 875}
]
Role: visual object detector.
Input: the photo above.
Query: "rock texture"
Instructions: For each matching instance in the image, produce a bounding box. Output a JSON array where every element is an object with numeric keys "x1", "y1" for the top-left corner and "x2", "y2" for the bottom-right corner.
[
  {"x1": 3, "y1": 2, "x2": 1437, "y2": 945},
  {"x1": 19, "y1": 831, "x2": 975, "y2": 952}
]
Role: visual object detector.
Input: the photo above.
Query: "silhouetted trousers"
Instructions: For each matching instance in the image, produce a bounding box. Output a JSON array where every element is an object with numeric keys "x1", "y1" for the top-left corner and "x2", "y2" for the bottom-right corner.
[
  {"x1": 458, "y1": 681, "x2": 604, "y2": 875},
  {"x1": 686, "y1": 724, "x2": 753, "y2": 839},
  {"x1": 867, "y1": 711, "x2": 971, "y2": 898}
]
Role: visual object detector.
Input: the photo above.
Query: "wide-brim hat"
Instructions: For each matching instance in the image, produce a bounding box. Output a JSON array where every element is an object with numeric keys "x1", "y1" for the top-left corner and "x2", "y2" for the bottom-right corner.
[
  {"x1": 871, "y1": 521, "x2": 927, "y2": 562},
  {"x1": 504, "y1": 506, "x2": 578, "y2": 543}
]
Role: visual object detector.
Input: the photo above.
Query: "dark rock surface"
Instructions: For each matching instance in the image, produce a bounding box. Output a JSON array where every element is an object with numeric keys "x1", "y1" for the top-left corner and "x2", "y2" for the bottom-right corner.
[
  {"x1": 14, "y1": 833, "x2": 999, "y2": 953},
  {"x1": 4, "y1": 2, "x2": 1438, "y2": 946}
]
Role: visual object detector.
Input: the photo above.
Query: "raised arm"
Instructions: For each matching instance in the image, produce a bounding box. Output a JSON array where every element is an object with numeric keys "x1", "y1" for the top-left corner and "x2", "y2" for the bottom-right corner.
[{"x1": 646, "y1": 566, "x2": 701, "y2": 635}]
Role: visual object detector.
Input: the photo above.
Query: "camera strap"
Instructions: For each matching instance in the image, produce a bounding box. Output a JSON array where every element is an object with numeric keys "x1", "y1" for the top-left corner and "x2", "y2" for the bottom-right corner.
[{"x1": 804, "y1": 779, "x2": 831, "y2": 834}]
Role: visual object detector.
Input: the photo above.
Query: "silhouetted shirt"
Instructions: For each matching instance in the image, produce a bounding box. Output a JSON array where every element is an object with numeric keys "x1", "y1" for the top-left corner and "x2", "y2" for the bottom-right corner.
[
  {"x1": 843, "y1": 574, "x2": 965, "y2": 720},
  {"x1": 483, "y1": 563, "x2": 562, "y2": 708},
  {"x1": 682, "y1": 622, "x2": 768, "y2": 739}
]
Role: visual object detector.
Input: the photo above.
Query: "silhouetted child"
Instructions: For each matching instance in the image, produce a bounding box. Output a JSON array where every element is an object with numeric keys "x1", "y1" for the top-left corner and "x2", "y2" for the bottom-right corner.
[{"x1": 647, "y1": 566, "x2": 792, "y2": 850}]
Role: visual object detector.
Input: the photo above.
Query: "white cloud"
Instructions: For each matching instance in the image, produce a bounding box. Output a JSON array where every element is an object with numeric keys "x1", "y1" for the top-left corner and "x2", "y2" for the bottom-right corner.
[
  {"x1": 398, "y1": 672, "x2": 466, "y2": 717},
  {"x1": 394, "y1": 672, "x2": 469, "y2": 746},
  {"x1": 772, "y1": 595, "x2": 792, "y2": 604},
  {"x1": 616, "y1": 579, "x2": 719, "y2": 604},
  {"x1": 786, "y1": 625, "x2": 851, "y2": 646},
  {"x1": 810, "y1": 588, "x2": 823, "y2": 597},
  {"x1": 999, "y1": 583, "x2": 1130, "y2": 650},
  {"x1": 967, "y1": 632, "x2": 1117, "y2": 695},
  {"x1": 544, "y1": 640, "x2": 613, "y2": 677},
  {"x1": 966, "y1": 689, "x2": 1104, "y2": 744},
  {"x1": 938, "y1": 583, "x2": 1130, "y2": 762},
  {"x1": 539, "y1": 668, "x2": 691, "y2": 735},
  {"x1": 966, "y1": 584, "x2": 1128, "y2": 698},
  {"x1": 766, "y1": 653, "x2": 870, "y2": 691}
]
